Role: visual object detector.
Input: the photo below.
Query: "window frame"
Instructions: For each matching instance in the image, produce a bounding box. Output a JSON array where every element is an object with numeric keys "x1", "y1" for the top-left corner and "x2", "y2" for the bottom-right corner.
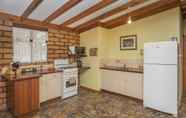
[{"x1": 13, "y1": 27, "x2": 48, "y2": 63}]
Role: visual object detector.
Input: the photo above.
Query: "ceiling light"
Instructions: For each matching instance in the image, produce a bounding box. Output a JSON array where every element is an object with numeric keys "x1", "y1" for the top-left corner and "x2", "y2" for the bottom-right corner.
[{"x1": 127, "y1": 16, "x2": 132, "y2": 24}]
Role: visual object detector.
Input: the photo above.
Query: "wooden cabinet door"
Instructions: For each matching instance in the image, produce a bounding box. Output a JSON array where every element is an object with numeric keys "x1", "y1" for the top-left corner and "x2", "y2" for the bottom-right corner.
[
  {"x1": 30, "y1": 79, "x2": 39, "y2": 111},
  {"x1": 14, "y1": 80, "x2": 31, "y2": 116}
]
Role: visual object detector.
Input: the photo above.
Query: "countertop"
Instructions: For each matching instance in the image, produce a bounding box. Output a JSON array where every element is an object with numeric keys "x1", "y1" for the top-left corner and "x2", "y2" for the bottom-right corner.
[
  {"x1": 7, "y1": 68, "x2": 64, "y2": 81},
  {"x1": 100, "y1": 66, "x2": 143, "y2": 74},
  {"x1": 7, "y1": 66, "x2": 82, "y2": 81}
]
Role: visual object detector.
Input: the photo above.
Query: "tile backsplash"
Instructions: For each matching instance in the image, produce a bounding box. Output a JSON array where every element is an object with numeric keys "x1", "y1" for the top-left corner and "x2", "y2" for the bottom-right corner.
[{"x1": 100, "y1": 58, "x2": 143, "y2": 68}]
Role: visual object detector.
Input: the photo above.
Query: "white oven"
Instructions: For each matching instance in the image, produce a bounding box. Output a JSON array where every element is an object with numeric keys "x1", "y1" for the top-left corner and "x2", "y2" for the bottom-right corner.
[
  {"x1": 62, "y1": 68, "x2": 78, "y2": 98},
  {"x1": 54, "y1": 59, "x2": 78, "y2": 99}
]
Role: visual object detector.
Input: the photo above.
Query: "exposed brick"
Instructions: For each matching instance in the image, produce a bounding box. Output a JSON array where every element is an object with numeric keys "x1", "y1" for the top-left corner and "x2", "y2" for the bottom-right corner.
[
  {"x1": 0, "y1": 59, "x2": 11, "y2": 64},
  {"x1": 0, "y1": 37, "x2": 12, "y2": 42},
  {"x1": 0, "y1": 26, "x2": 12, "y2": 31},
  {"x1": 3, "y1": 54, "x2": 12, "y2": 59},
  {"x1": 0, "y1": 20, "x2": 3, "y2": 25},
  {"x1": 3, "y1": 31, "x2": 12, "y2": 37},
  {"x1": 0, "y1": 31, "x2": 3, "y2": 36},
  {"x1": 1, "y1": 43, "x2": 12, "y2": 48},
  {"x1": 4, "y1": 21, "x2": 12, "y2": 26}
]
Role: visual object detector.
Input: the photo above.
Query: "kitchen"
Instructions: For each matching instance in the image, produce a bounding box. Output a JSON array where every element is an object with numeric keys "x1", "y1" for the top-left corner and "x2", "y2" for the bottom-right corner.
[{"x1": 0, "y1": 0, "x2": 186, "y2": 118}]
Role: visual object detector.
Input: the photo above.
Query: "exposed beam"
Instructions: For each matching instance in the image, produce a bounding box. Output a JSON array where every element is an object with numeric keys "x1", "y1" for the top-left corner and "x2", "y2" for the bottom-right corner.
[
  {"x1": 22, "y1": 0, "x2": 43, "y2": 18},
  {"x1": 0, "y1": 12, "x2": 74, "y2": 32},
  {"x1": 103, "y1": 0, "x2": 178, "y2": 29},
  {"x1": 74, "y1": 0, "x2": 145, "y2": 32},
  {"x1": 76, "y1": 0, "x2": 178, "y2": 33},
  {"x1": 179, "y1": 0, "x2": 186, "y2": 18},
  {"x1": 61, "y1": 0, "x2": 117, "y2": 27},
  {"x1": 75, "y1": 21, "x2": 100, "y2": 33},
  {"x1": 44, "y1": 0, "x2": 82, "y2": 23}
]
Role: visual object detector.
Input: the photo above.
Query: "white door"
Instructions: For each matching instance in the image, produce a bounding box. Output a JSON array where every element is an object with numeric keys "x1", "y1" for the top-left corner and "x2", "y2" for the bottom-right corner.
[
  {"x1": 39, "y1": 76, "x2": 47, "y2": 103},
  {"x1": 125, "y1": 73, "x2": 143, "y2": 99},
  {"x1": 144, "y1": 64, "x2": 177, "y2": 115},
  {"x1": 47, "y1": 73, "x2": 62, "y2": 100},
  {"x1": 144, "y1": 41, "x2": 177, "y2": 64}
]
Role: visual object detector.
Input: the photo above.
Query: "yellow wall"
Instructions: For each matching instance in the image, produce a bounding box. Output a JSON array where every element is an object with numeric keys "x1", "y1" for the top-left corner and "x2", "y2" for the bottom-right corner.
[
  {"x1": 106, "y1": 7, "x2": 181, "y2": 60},
  {"x1": 80, "y1": 7, "x2": 181, "y2": 91},
  {"x1": 80, "y1": 27, "x2": 109, "y2": 90},
  {"x1": 80, "y1": 28, "x2": 100, "y2": 90}
]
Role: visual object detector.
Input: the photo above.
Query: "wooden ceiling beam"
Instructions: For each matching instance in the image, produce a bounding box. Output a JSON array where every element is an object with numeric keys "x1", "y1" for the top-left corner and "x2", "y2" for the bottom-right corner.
[
  {"x1": 44, "y1": 0, "x2": 82, "y2": 23},
  {"x1": 61, "y1": 0, "x2": 117, "y2": 27},
  {"x1": 74, "y1": 0, "x2": 145, "y2": 32},
  {"x1": 22, "y1": 0, "x2": 43, "y2": 18},
  {"x1": 75, "y1": 21, "x2": 100, "y2": 33},
  {"x1": 76, "y1": 0, "x2": 179, "y2": 33},
  {"x1": 0, "y1": 11, "x2": 74, "y2": 32},
  {"x1": 103, "y1": 0, "x2": 179, "y2": 29}
]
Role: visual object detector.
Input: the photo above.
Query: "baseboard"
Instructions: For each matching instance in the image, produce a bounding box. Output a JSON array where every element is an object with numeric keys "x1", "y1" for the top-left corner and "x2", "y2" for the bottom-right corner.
[
  {"x1": 101, "y1": 89, "x2": 143, "y2": 103},
  {"x1": 80, "y1": 85, "x2": 100, "y2": 93}
]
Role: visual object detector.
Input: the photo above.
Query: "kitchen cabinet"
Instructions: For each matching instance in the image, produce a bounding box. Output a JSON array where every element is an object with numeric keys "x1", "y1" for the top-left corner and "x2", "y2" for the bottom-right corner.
[
  {"x1": 39, "y1": 72, "x2": 62, "y2": 103},
  {"x1": 7, "y1": 77, "x2": 39, "y2": 117},
  {"x1": 101, "y1": 70, "x2": 143, "y2": 100},
  {"x1": 125, "y1": 73, "x2": 143, "y2": 99}
]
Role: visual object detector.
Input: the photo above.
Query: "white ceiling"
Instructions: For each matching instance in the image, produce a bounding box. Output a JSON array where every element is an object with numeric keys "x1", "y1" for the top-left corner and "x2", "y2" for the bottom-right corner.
[
  {"x1": 29, "y1": 0, "x2": 69, "y2": 21},
  {"x1": 51, "y1": 0, "x2": 101, "y2": 25},
  {"x1": 67, "y1": 0, "x2": 129, "y2": 28},
  {"x1": 0, "y1": 0, "x2": 33, "y2": 16}
]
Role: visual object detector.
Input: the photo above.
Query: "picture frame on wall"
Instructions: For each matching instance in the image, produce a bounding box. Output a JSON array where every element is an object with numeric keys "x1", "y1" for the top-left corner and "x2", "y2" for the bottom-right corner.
[
  {"x1": 89, "y1": 48, "x2": 98, "y2": 56},
  {"x1": 120, "y1": 35, "x2": 137, "y2": 50}
]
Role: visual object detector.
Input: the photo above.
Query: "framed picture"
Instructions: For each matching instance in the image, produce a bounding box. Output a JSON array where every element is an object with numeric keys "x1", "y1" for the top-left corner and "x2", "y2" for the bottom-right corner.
[
  {"x1": 120, "y1": 35, "x2": 137, "y2": 50},
  {"x1": 89, "y1": 48, "x2": 97, "y2": 56}
]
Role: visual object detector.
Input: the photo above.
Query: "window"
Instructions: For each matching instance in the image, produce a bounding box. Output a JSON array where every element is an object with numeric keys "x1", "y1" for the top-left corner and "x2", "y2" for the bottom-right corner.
[{"x1": 13, "y1": 27, "x2": 48, "y2": 63}]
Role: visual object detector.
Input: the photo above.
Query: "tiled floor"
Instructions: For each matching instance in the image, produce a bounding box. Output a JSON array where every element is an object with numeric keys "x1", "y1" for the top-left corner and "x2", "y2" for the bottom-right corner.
[{"x1": 0, "y1": 88, "x2": 186, "y2": 118}]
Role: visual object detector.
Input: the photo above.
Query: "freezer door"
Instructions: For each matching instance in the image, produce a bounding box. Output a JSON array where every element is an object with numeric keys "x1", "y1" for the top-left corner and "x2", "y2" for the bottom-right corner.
[
  {"x1": 144, "y1": 41, "x2": 177, "y2": 64},
  {"x1": 143, "y1": 64, "x2": 177, "y2": 115}
]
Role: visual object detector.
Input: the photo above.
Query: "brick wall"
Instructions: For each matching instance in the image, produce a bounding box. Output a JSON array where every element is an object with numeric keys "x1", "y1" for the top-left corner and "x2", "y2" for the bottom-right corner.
[
  {"x1": 0, "y1": 20, "x2": 80, "y2": 110},
  {"x1": 48, "y1": 29, "x2": 80, "y2": 62},
  {"x1": 0, "y1": 19, "x2": 13, "y2": 110}
]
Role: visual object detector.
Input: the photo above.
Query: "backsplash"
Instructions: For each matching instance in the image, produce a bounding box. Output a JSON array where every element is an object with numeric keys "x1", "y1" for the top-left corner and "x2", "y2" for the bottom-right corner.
[{"x1": 100, "y1": 58, "x2": 143, "y2": 68}]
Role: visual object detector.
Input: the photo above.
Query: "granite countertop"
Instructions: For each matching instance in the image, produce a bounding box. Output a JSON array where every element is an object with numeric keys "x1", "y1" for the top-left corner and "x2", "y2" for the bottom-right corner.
[
  {"x1": 100, "y1": 66, "x2": 143, "y2": 74},
  {"x1": 8, "y1": 68, "x2": 64, "y2": 81},
  {"x1": 7, "y1": 66, "x2": 81, "y2": 81}
]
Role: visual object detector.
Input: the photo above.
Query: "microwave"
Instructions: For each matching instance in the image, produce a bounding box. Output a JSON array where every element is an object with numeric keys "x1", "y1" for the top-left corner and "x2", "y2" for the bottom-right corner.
[
  {"x1": 68, "y1": 46, "x2": 86, "y2": 56},
  {"x1": 76, "y1": 47, "x2": 86, "y2": 56}
]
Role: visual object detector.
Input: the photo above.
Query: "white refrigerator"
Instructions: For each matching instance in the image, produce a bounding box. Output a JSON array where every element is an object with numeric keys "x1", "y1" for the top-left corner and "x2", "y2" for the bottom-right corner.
[{"x1": 143, "y1": 41, "x2": 178, "y2": 117}]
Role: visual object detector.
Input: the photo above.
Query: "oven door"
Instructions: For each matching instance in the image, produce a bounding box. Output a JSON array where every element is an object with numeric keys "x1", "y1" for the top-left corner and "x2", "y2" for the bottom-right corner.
[{"x1": 63, "y1": 76, "x2": 78, "y2": 92}]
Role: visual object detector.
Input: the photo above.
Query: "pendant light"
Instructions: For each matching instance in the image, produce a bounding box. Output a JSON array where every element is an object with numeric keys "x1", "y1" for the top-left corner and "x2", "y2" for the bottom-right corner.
[
  {"x1": 127, "y1": 16, "x2": 132, "y2": 24},
  {"x1": 127, "y1": 6, "x2": 132, "y2": 24}
]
